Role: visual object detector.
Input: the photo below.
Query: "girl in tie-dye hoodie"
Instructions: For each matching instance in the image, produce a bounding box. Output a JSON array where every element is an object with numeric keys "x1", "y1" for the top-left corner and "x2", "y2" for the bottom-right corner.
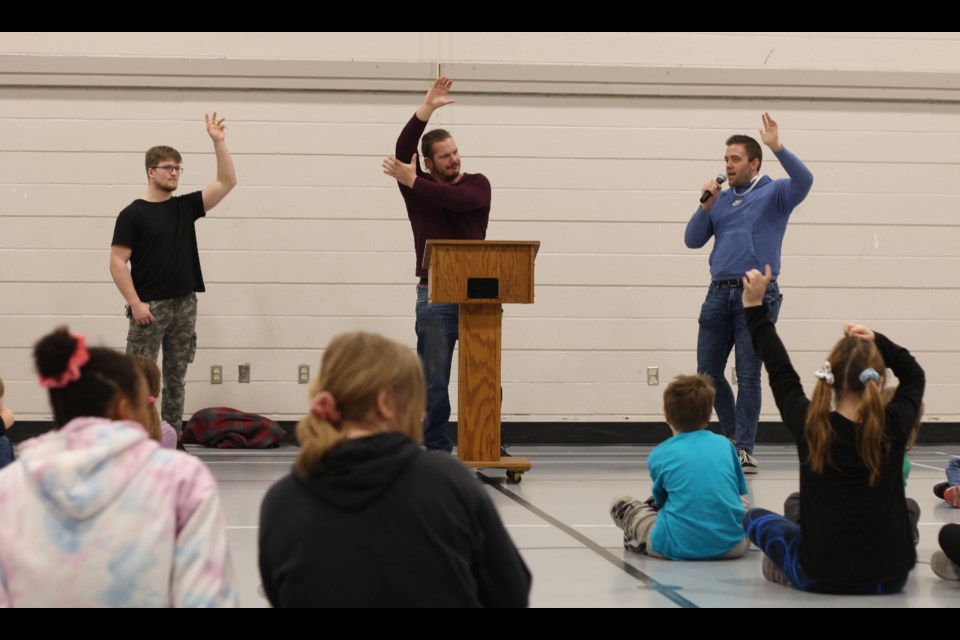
[{"x1": 0, "y1": 328, "x2": 237, "y2": 607}]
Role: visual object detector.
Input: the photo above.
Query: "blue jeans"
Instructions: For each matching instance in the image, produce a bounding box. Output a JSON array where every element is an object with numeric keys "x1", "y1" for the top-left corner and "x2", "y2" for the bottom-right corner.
[
  {"x1": 743, "y1": 508, "x2": 908, "y2": 594},
  {"x1": 697, "y1": 281, "x2": 782, "y2": 454},
  {"x1": 416, "y1": 285, "x2": 458, "y2": 453},
  {"x1": 0, "y1": 435, "x2": 15, "y2": 470},
  {"x1": 946, "y1": 458, "x2": 960, "y2": 486}
]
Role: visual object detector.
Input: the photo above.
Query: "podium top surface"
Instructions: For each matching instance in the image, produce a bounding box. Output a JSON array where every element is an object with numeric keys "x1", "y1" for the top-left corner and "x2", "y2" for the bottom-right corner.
[{"x1": 422, "y1": 240, "x2": 540, "y2": 269}]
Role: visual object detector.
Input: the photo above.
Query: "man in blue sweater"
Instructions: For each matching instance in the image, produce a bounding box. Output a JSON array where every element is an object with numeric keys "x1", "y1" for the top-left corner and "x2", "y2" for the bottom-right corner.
[{"x1": 684, "y1": 113, "x2": 813, "y2": 474}]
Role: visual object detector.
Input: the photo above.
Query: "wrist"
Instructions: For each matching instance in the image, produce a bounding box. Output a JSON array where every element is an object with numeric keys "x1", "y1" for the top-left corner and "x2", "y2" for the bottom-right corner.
[{"x1": 415, "y1": 105, "x2": 435, "y2": 122}]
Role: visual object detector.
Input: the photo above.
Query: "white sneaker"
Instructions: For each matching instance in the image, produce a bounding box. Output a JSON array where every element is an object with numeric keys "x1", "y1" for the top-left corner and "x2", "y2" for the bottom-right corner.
[{"x1": 931, "y1": 551, "x2": 960, "y2": 581}]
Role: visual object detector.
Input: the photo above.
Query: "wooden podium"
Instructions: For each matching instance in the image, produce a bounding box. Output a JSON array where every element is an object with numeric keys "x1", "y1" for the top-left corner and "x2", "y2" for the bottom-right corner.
[{"x1": 423, "y1": 240, "x2": 539, "y2": 482}]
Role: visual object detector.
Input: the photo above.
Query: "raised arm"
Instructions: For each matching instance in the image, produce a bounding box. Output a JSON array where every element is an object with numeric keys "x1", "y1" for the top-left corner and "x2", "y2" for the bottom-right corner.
[
  {"x1": 416, "y1": 76, "x2": 455, "y2": 124},
  {"x1": 395, "y1": 77, "x2": 455, "y2": 161},
  {"x1": 760, "y1": 113, "x2": 813, "y2": 210},
  {"x1": 860, "y1": 324, "x2": 925, "y2": 442},
  {"x1": 743, "y1": 265, "x2": 809, "y2": 439},
  {"x1": 109, "y1": 244, "x2": 154, "y2": 325},
  {"x1": 200, "y1": 113, "x2": 237, "y2": 212}
]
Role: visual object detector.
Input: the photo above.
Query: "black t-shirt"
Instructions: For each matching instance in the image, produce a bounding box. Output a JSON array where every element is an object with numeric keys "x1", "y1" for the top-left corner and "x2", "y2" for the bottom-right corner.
[{"x1": 111, "y1": 191, "x2": 206, "y2": 301}]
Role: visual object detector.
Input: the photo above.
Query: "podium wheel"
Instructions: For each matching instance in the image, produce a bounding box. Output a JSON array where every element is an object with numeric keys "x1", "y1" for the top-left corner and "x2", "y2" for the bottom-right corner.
[{"x1": 506, "y1": 470, "x2": 523, "y2": 484}]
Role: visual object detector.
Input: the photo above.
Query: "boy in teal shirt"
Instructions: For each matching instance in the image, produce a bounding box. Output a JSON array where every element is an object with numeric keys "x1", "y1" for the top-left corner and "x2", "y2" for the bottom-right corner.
[{"x1": 611, "y1": 374, "x2": 750, "y2": 560}]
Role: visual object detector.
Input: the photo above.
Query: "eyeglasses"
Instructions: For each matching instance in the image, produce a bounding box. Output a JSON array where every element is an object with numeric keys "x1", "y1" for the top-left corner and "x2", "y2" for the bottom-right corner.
[{"x1": 153, "y1": 165, "x2": 184, "y2": 174}]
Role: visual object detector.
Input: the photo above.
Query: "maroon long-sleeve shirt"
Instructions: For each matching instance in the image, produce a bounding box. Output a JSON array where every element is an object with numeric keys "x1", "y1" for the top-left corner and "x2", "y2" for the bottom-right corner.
[{"x1": 395, "y1": 113, "x2": 491, "y2": 278}]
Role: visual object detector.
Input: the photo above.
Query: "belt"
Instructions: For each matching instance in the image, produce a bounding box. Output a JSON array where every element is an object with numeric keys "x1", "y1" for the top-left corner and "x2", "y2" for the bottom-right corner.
[
  {"x1": 712, "y1": 278, "x2": 777, "y2": 288},
  {"x1": 713, "y1": 279, "x2": 743, "y2": 288}
]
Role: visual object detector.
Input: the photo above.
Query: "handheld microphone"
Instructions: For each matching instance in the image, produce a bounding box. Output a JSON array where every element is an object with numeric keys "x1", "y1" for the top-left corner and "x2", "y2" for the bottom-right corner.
[{"x1": 700, "y1": 175, "x2": 726, "y2": 204}]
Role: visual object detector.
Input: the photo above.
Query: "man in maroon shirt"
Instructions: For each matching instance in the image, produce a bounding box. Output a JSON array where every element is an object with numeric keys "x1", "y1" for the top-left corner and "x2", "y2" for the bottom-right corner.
[{"x1": 382, "y1": 77, "x2": 491, "y2": 453}]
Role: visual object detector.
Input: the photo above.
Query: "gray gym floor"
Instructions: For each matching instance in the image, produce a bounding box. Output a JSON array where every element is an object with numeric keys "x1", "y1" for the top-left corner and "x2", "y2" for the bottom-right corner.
[{"x1": 201, "y1": 444, "x2": 960, "y2": 608}]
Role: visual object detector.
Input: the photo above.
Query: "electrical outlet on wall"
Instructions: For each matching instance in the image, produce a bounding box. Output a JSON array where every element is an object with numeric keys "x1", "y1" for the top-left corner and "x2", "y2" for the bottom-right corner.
[{"x1": 647, "y1": 366, "x2": 659, "y2": 385}]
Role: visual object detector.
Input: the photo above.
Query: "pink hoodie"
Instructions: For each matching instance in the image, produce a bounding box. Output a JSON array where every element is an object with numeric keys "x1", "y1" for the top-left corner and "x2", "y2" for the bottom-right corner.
[{"x1": 0, "y1": 417, "x2": 237, "y2": 607}]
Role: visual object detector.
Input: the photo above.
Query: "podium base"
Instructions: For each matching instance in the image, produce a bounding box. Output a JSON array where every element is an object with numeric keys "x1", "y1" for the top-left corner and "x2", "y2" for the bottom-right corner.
[{"x1": 460, "y1": 456, "x2": 532, "y2": 484}]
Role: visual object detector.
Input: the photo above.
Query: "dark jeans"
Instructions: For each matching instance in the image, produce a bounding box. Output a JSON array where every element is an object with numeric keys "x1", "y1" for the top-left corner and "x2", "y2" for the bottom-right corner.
[
  {"x1": 697, "y1": 281, "x2": 782, "y2": 453},
  {"x1": 415, "y1": 285, "x2": 458, "y2": 453},
  {"x1": 0, "y1": 435, "x2": 15, "y2": 470},
  {"x1": 743, "y1": 508, "x2": 908, "y2": 594},
  {"x1": 946, "y1": 458, "x2": 960, "y2": 486}
]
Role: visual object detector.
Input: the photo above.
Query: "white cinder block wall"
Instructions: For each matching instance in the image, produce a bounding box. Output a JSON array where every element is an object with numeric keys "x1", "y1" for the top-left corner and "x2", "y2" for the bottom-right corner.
[{"x1": 1, "y1": 32, "x2": 959, "y2": 424}]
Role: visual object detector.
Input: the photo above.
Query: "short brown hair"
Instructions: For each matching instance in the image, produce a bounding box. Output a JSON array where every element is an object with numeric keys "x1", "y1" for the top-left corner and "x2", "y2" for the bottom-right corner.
[
  {"x1": 0, "y1": 375, "x2": 5, "y2": 398},
  {"x1": 663, "y1": 374, "x2": 715, "y2": 432},
  {"x1": 145, "y1": 146, "x2": 182, "y2": 173},
  {"x1": 726, "y1": 134, "x2": 763, "y2": 171},
  {"x1": 421, "y1": 129, "x2": 452, "y2": 161}
]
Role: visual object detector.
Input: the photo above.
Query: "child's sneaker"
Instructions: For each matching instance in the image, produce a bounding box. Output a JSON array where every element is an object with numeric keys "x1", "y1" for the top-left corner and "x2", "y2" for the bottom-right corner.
[
  {"x1": 945, "y1": 486, "x2": 960, "y2": 508},
  {"x1": 934, "y1": 481, "x2": 950, "y2": 500},
  {"x1": 761, "y1": 555, "x2": 792, "y2": 587},
  {"x1": 931, "y1": 551, "x2": 960, "y2": 581},
  {"x1": 739, "y1": 449, "x2": 759, "y2": 474},
  {"x1": 609, "y1": 496, "x2": 645, "y2": 552}
]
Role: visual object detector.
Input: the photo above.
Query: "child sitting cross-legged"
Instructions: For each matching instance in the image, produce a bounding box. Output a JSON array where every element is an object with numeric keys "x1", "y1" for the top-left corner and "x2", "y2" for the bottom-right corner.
[{"x1": 610, "y1": 374, "x2": 750, "y2": 560}]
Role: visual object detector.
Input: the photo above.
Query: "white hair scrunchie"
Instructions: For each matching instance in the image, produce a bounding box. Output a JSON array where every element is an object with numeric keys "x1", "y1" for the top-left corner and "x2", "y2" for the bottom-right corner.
[{"x1": 814, "y1": 362, "x2": 835, "y2": 386}]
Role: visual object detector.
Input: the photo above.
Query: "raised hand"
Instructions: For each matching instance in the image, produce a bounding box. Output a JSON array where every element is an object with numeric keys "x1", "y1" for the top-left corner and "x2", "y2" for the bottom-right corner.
[
  {"x1": 742, "y1": 264, "x2": 773, "y2": 308},
  {"x1": 759, "y1": 112, "x2": 782, "y2": 152},
  {"x1": 423, "y1": 76, "x2": 455, "y2": 110},
  {"x1": 205, "y1": 112, "x2": 227, "y2": 142},
  {"x1": 844, "y1": 323, "x2": 876, "y2": 342},
  {"x1": 416, "y1": 77, "x2": 456, "y2": 122}
]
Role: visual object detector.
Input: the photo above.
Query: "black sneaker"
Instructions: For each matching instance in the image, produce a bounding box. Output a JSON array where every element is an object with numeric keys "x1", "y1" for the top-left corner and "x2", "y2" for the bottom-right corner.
[
  {"x1": 739, "y1": 449, "x2": 759, "y2": 474},
  {"x1": 934, "y1": 481, "x2": 950, "y2": 500}
]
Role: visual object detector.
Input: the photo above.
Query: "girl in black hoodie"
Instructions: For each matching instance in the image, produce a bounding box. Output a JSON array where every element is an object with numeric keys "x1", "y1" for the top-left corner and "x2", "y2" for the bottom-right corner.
[{"x1": 258, "y1": 331, "x2": 531, "y2": 607}]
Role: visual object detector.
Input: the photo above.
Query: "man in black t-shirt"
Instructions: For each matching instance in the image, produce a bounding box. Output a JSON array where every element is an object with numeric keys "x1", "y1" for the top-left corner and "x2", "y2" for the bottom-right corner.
[{"x1": 110, "y1": 113, "x2": 237, "y2": 440}]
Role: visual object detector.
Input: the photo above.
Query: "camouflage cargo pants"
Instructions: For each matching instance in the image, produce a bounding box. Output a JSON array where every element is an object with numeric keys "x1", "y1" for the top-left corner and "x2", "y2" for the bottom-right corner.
[{"x1": 126, "y1": 293, "x2": 198, "y2": 433}]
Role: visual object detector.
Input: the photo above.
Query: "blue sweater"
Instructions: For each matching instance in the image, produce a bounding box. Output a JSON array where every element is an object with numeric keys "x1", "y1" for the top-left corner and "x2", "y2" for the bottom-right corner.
[{"x1": 684, "y1": 147, "x2": 813, "y2": 280}]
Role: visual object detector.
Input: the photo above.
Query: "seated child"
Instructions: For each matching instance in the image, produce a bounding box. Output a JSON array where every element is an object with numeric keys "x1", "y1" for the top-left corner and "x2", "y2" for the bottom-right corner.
[
  {"x1": 131, "y1": 355, "x2": 178, "y2": 449},
  {"x1": 610, "y1": 374, "x2": 750, "y2": 560}
]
